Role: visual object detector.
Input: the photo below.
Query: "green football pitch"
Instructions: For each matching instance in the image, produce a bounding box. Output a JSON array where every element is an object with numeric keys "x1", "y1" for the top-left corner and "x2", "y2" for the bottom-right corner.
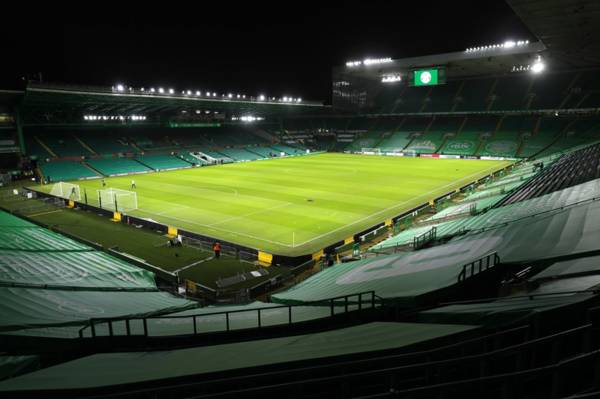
[{"x1": 37, "y1": 153, "x2": 510, "y2": 256}]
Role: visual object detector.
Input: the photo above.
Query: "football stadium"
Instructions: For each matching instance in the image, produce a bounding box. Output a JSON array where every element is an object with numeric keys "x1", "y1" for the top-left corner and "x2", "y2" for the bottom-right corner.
[{"x1": 1, "y1": 1, "x2": 600, "y2": 397}]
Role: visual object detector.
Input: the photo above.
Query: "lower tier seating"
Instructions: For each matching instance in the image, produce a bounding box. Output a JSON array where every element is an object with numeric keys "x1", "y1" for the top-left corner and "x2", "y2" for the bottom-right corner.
[{"x1": 86, "y1": 157, "x2": 151, "y2": 176}]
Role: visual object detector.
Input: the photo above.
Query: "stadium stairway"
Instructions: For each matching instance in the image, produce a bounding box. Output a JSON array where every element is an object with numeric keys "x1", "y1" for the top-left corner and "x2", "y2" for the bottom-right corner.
[
  {"x1": 81, "y1": 161, "x2": 105, "y2": 177},
  {"x1": 73, "y1": 134, "x2": 97, "y2": 155},
  {"x1": 33, "y1": 136, "x2": 57, "y2": 158}
]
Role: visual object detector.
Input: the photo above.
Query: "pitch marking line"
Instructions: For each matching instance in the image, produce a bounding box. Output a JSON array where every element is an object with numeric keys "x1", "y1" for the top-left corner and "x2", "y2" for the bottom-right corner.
[
  {"x1": 134, "y1": 161, "x2": 506, "y2": 250},
  {"x1": 27, "y1": 210, "x2": 63, "y2": 218},
  {"x1": 207, "y1": 202, "x2": 293, "y2": 227},
  {"x1": 292, "y1": 163, "x2": 506, "y2": 247},
  {"x1": 134, "y1": 208, "x2": 293, "y2": 247}
]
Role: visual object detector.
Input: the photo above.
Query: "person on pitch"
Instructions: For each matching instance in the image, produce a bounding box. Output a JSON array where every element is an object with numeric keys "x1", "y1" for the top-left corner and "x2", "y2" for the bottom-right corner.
[
  {"x1": 131, "y1": 179, "x2": 136, "y2": 189},
  {"x1": 212, "y1": 241, "x2": 221, "y2": 259}
]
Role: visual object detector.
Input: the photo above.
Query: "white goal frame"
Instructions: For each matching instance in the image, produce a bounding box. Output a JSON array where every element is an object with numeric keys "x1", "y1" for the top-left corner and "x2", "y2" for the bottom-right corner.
[
  {"x1": 97, "y1": 188, "x2": 138, "y2": 213},
  {"x1": 361, "y1": 148, "x2": 382, "y2": 155},
  {"x1": 49, "y1": 182, "x2": 81, "y2": 201}
]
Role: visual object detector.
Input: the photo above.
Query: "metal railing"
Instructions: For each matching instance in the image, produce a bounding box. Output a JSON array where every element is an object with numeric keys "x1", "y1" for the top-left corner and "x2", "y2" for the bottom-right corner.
[
  {"x1": 106, "y1": 323, "x2": 594, "y2": 399},
  {"x1": 457, "y1": 252, "x2": 500, "y2": 282},
  {"x1": 78, "y1": 290, "x2": 383, "y2": 339},
  {"x1": 413, "y1": 226, "x2": 437, "y2": 249}
]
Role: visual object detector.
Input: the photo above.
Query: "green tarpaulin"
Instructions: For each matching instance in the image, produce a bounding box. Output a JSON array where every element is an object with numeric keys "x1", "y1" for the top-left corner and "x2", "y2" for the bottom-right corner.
[{"x1": 0, "y1": 322, "x2": 477, "y2": 392}]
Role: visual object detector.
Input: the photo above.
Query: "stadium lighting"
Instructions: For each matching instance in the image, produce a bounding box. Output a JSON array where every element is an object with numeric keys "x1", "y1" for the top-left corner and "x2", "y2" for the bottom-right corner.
[
  {"x1": 150, "y1": 88, "x2": 155, "y2": 93},
  {"x1": 346, "y1": 60, "x2": 362, "y2": 67},
  {"x1": 213, "y1": 92, "x2": 217, "y2": 97},
  {"x1": 298, "y1": 98, "x2": 302, "y2": 103},
  {"x1": 168, "y1": 88, "x2": 174, "y2": 94},
  {"x1": 381, "y1": 74, "x2": 402, "y2": 83},
  {"x1": 116, "y1": 84, "x2": 125, "y2": 92},
  {"x1": 363, "y1": 57, "x2": 392, "y2": 66},
  {"x1": 466, "y1": 39, "x2": 530, "y2": 53},
  {"x1": 258, "y1": 95, "x2": 265, "y2": 101},
  {"x1": 531, "y1": 59, "x2": 545, "y2": 74},
  {"x1": 227, "y1": 93, "x2": 233, "y2": 98},
  {"x1": 158, "y1": 87, "x2": 164, "y2": 94},
  {"x1": 140, "y1": 87, "x2": 145, "y2": 92}
]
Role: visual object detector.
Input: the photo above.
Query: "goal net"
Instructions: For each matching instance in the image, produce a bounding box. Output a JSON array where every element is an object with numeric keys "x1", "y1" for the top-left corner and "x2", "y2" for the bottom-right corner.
[
  {"x1": 361, "y1": 148, "x2": 381, "y2": 155},
  {"x1": 49, "y1": 182, "x2": 81, "y2": 201},
  {"x1": 97, "y1": 188, "x2": 138, "y2": 213}
]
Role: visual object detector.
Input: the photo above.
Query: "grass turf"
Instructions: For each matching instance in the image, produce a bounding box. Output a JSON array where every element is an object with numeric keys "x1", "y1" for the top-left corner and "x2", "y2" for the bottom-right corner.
[{"x1": 35, "y1": 153, "x2": 510, "y2": 256}]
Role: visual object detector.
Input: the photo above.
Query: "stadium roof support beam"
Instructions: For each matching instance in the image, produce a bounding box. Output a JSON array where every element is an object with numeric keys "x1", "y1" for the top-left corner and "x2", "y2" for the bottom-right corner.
[{"x1": 14, "y1": 106, "x2": 25, "y2": 154}]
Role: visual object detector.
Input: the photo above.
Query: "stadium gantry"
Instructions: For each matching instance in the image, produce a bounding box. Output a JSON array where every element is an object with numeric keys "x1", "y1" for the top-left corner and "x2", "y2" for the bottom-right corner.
[{"x1": 2, "y1": 0, "x2": 600, "y2": 397}]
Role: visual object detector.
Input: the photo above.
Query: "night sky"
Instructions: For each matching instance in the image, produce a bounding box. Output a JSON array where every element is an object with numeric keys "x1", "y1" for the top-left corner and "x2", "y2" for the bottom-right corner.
[{"x1": 3, "y1": 1, "x2": 533, "y2": 102}]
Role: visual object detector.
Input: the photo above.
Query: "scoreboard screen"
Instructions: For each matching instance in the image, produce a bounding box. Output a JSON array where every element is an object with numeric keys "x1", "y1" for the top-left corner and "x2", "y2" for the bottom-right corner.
[{"x1": 410, "y1": 68, "x2": 446, "y2": 86}]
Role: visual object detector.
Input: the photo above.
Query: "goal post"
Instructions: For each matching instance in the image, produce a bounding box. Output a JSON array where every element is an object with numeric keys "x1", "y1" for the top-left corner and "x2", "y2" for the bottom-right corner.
[
  {"x1": 97, "y1": 188, "x2": 138, "y2": 213},
  {"x1": 361, "y1": 147, "x2": 382, "y2": 155},
  {"x1": 49, "y1": 182, "x2": 81, "y2": 201}
]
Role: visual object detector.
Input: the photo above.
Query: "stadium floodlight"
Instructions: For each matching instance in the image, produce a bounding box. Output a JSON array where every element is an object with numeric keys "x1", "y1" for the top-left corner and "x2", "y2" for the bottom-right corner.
[
  {"x1": 150, "y1": 87, "x2": 155, "y2": 93},
  {"x1": 382, "y1": 74, "x2": 401, "y2": 83},
  {"x1": 187, "y1": 90, "x2": 192, "y2": 95},
  {"x1": 504, "y1": 40, "x2": 516, "y2": 48},
  {"x1": 228, "y1": 93, "x2": 233, "y2": 98},
  {"x1": 116, "y1": 84, "x2": 125, "y2": 92},
  {"x1": 297, "y1": 98, "x2": 302, "y2": 102},
  {"x1": 168, "y1": 88, "x2": 174, "y2": 94},
  {"x1": 212, "y1": 92, "x2": 217, "y2": 97},
  {"x1": 195, "y1": 90, "x2": 200, "y2": 96},
  {"x1": 258, "y1": 95, "x2": 265, "y2": 101},
  {"x1": 158, "y1": 87, "x2": 164, "y2": 93},
  {"x1": 531, "y1": 60, "x2": 545, "y2": 74},
  {"x1": 363, "y1": 57, "x2": 392, "y2": 66}
]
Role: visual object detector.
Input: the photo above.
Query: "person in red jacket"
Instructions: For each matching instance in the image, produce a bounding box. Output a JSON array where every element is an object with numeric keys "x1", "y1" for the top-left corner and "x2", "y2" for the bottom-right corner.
[{"x1": 212, "y1": 242, "x2": 221, "y2": 259}]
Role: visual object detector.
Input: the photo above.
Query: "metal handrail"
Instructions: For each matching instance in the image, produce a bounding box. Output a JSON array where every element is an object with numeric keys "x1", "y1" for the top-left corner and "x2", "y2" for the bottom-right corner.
[
  {"x1": 457, "y1": 252, "x2": 500, "y2": 282},
  {"x1": 78, "y1": 290, "x2": 383, "y2": 338},
  {"x1": 113, "y1": 324, "x2": 593, "y2": 399}
]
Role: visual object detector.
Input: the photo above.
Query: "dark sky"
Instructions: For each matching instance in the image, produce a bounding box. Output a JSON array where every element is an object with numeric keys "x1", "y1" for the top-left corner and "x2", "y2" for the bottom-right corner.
[{"x1": 3, "y1": 1, "x2": 533, "y2": 102}]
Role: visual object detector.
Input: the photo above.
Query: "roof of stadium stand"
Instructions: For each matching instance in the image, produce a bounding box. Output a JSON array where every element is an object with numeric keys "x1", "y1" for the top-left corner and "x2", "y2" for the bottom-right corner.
[
  {"x1": 507, "y1": 0, "x2": 600, "y2": 67},
  {"x1": 9, "y1": 82, "x2": 329, "y2": 125},
  {"x1": 336, "y1": 41, "x2": 548, "y2": 80},
  {"x1": 336, "y1": 0, "x2": 600, "y2": 82}
]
